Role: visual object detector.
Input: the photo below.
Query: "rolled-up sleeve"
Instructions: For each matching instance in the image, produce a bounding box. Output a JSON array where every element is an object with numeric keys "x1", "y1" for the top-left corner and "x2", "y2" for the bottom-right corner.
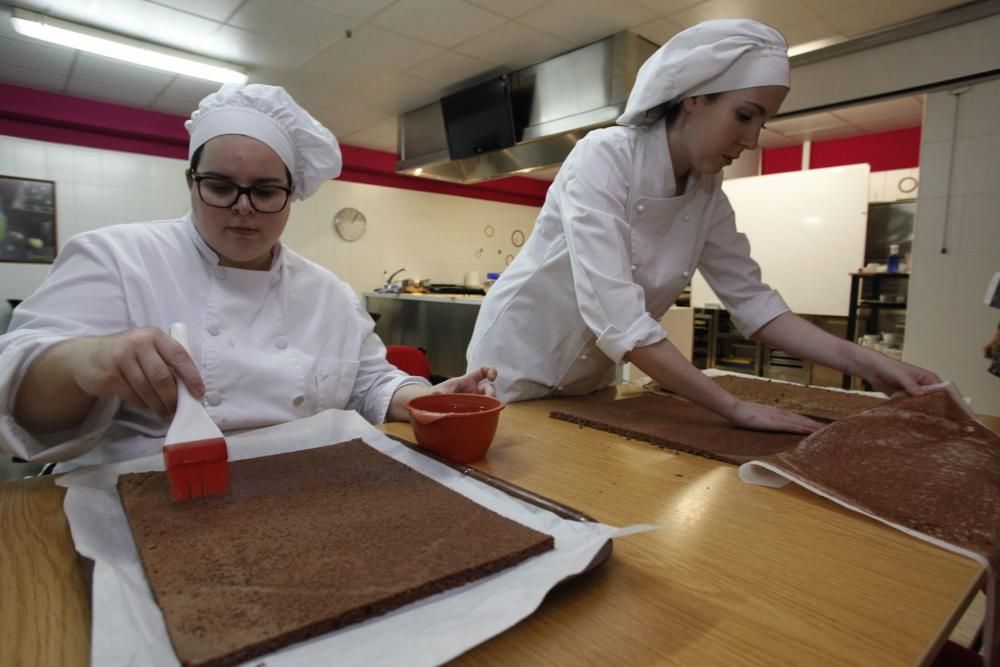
[
  {"x1": 698, "y1": 201, "x2": 788, "y2": 337},
  {"x1": 561, "y1": 137, "x2": 666, "y2": 362}
]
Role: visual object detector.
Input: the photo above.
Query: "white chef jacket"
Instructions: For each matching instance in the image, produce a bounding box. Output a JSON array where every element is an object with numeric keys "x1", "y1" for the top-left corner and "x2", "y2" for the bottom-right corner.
[
  {"x1": 467, "y1": 117, "x2": 788, "y2": 402},
  {"x1": 0, "y1": 214, "x2": 427, "y2": 468}
]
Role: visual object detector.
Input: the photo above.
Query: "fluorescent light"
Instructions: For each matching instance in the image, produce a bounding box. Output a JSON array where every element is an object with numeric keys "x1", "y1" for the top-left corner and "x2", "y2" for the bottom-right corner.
[
  {"x1": 11, "y1": 8, "x2": 247, "y2": 84},
  {"x1": 787, "y1": 37, "x2": 843, "y2": 58}
]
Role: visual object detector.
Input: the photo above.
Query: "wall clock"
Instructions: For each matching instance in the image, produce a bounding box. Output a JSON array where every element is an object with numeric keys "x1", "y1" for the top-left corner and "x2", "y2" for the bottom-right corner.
[{"x1": 333, "y1": 207, "x2": 367, "y2": 241}]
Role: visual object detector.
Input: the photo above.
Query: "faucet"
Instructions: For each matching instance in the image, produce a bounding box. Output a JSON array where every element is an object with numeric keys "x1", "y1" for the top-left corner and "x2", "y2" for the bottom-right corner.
[{"x1": 386, "y1": 267, "x2": 406, "y2": 287}]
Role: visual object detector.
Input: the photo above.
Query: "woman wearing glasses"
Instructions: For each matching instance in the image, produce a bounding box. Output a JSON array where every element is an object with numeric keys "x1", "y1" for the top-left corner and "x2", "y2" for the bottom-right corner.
[{"x1": 0, "y1": 84, "x2": 495, "y2": 469}]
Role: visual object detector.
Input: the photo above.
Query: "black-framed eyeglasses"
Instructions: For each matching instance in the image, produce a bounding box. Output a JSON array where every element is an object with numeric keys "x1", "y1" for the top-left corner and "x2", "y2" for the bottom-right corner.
[{"x1": 190, "y1": 172, "x2": 293, "y2": 213}]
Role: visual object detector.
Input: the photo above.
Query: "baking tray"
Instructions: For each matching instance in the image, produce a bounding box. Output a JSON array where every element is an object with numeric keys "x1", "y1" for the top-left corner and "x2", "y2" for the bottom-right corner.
[{"x1": 389, "y1": 435, "x2": 614, "y2": 579}]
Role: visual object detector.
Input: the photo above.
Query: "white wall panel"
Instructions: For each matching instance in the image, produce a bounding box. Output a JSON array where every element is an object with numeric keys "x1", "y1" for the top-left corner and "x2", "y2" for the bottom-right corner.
[{"x1": 691, "y1": 164, "x2": 870, "y2": 317}]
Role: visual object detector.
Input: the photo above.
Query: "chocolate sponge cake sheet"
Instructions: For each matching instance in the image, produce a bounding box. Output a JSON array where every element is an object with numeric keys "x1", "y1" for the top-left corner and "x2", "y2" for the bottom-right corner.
[
  {"x1": 647, "y1": 374, "x2": 886, "y2": 422},
  {"x1": 740, "y1": 387, "x2": 1000, "y2": 667},
  {"x1": 550, "y1": 393, "x2": 805, "y2": 464},
  {"x1": 118, "y1": 439, "x2": 554, "y2": 667}
]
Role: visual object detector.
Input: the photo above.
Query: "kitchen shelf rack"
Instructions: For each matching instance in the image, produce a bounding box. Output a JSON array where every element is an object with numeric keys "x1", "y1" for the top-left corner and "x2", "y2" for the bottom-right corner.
[{"x1": 843, "y1": 272, "x2": 910, "y2": 389}]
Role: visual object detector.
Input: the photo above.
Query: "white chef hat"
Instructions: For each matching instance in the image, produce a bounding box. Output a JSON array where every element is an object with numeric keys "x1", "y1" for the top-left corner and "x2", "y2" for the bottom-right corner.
[
  {"x1": 186, "y1": 83, "x2": 343, "y2": 200},
  {"x1": 618, "y1": 19, "x2": 789, "y2": 127}
]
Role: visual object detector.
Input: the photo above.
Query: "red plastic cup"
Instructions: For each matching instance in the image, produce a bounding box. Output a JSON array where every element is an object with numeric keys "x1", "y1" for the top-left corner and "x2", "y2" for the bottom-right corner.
[{"x1": 405, "y1": 393, "x2": 504, "y2": 463}]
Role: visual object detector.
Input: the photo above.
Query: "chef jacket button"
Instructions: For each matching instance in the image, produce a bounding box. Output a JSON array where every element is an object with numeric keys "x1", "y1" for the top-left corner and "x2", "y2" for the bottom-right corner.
[
  {"x1": 636, "y1": 204, "x2": 645, "y2": 213},
  {"x1": 207, "y1": 324, "x2": 220, "y2": 336},
  {"x1": 630, "y1": 264, "x2": 637, "y2": 271},
  {"x1": 292, "y1": 394, "x2": 305, "y2": 407},
  {"x1": 581, "y1": 354, "x2": 588, "y2": 360},
  {"x1": 557, "y1": 386, "x2": 564, "y2": 392},
  {"x1": 275, "y1": 336, "x2": 288, "y2": 350},
  {"x1": 682, "y1": 270, "x2": 690, "y2": 278},
  {"x1": 214, "y1": 267, "x2": 226, "y2": 280},
  {"x1": 683, "y1": 214, "x2": 690, "y2": 222},
  {"x1": 205, "y1": 391, "x2": 222, "y2": 406}
]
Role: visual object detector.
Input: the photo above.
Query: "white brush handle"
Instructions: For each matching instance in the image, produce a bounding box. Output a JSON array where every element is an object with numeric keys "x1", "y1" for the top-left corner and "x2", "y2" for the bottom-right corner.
[{"x1": 164, "y1": 322, "x2": 224, "y2": 445}]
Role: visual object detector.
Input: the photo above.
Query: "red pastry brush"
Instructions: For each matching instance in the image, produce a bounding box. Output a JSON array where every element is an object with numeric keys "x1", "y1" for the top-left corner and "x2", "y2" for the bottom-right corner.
[{"x1": 163, "y1": 322, "x2": 230, "y2": 503}]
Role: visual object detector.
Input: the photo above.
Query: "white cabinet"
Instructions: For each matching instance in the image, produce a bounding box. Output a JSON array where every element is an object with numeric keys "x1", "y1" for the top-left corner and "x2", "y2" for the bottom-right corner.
[{"x1": 869, "y1": 168, "x2": 919, "y2": 202}]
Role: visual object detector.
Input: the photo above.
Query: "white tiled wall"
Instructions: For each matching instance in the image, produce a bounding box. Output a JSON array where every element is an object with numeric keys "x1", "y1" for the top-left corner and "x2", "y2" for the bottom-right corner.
[
  {"x1": 905, "y1": 78, "x2": 1000, "y2": 417},
  {"x1": 0, "y1": 135, "x2": 539, "y2": 301}
]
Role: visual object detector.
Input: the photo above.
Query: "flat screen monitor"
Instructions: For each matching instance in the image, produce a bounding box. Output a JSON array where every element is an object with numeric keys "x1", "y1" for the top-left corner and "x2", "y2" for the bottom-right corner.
[{"x1": 440, "y1": 75, "x2": 516, "y2": 160}]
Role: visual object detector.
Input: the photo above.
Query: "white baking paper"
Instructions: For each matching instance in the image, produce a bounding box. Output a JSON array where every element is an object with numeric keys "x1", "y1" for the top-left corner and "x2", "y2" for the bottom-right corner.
[
  {"x1": 739, "y1": 381, "x2": 995, "y2": 667},
  {"x1": 59, "y1": 408, "x2": 653, "y2": 666}
]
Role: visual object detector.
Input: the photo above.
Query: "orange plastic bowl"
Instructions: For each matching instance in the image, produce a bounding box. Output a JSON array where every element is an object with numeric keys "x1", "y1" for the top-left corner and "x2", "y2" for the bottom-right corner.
[{"x1": 405, "y1": 393, "x2": 504, "y2": 463}]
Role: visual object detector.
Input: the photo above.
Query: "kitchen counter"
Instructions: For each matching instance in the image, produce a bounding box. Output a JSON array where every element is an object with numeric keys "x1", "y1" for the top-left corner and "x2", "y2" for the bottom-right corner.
[
  {"x1": 364, "y1": 291, "x2": 484, "y2": 305},
  {"x1": 3, "y1": 385, "x2": 996, "y2": 666},
  {"x1": 365, "y1": 292, "x2": 485, "y2": 377}
]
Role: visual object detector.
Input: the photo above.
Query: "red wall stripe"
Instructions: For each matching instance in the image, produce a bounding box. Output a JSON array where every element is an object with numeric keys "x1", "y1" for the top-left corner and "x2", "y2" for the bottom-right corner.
[
  {"x1": 0, "y1": 82, "x2": 549, "y2": 207},
  {"x1": 809, "y1": 126, "x2": 921, "y2": 171},
  {"x1": 760, "y1": 144, "x2": 802, "y2": 175},
  {"x1": 761, "y1": 126, "x2": 922, "y2": 175}
]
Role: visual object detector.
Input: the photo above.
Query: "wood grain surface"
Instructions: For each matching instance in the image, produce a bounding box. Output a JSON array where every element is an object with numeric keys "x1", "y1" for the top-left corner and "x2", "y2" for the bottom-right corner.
[{"x1": 2, "y1": 386, "x2": 997, "y2": 666}]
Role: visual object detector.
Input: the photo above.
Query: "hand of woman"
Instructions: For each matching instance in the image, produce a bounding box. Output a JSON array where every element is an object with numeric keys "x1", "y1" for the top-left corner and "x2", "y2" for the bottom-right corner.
[
  {"x1": 432, "y1": 365, "x2": 498, "y2": 397},
  {"x1": 725, "y1": 400, "x2": 823, "y2": 434},
  {"x1": 858, "y1": 351, "x2": 940, "y2": 396},
  {"x1": 984, "y1": 330, "x2": 1000, "y2": 359},
  {"x1": 68, "y1": 326, "x2": 204, "y2": 418}
]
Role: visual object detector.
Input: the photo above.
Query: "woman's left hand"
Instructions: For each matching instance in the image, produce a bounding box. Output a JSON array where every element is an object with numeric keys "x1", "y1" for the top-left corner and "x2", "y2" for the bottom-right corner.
[
  {"x1": 432, "y1": 365, "x2": 498, "y2": 396},
  {"x1": 860, "y1": 351, "x2": 940, "y2": 396}
]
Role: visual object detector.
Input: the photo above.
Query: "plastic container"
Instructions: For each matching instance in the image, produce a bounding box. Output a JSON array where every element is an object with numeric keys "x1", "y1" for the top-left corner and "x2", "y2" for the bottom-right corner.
[
  {"x1": 483, "y1": 271, "x2": 501, "y2": 292},
  {"x1": 405, "y1": 393, "x2": 504, "y2": 463},
  {"x1": 887, "y1": 244, "x2": 900, "y2": 273}
]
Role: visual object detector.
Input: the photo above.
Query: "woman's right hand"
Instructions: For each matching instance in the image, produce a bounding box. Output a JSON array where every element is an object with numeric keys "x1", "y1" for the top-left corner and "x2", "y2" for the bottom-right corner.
[
  {"x1": 67, "y1": 326, "x2": 205, "y2": 419},
  {"x1": 724, "y1": 400, "x2": 823, "y2": 435}
]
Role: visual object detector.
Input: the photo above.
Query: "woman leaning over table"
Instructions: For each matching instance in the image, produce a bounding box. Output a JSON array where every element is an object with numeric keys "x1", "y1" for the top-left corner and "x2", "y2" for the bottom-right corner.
[
  {"x1": 467, "y1": 19, "x2": 937, "y2": 433},
  {"x1": 0, "y1": 84, "x2": 494, "y2": 471}
]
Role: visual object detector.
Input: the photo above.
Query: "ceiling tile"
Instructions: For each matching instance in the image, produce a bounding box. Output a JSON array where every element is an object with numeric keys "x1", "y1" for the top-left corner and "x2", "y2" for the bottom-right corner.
[
  {"x1": 157, "y1": 75, "x2": 224, "y2": 99},
  {"x1": 636, "y1": 0, "x2": 704, "y2": 14},
  {"x1": 406, "y1": 50, "x2": 494, "y2": 86},
  {"x1": 299, "y1": 0, "x2": 397, "y2": 19},
  {"x1": 824, "y1": 0, "x2": 965, "y2": 38},
  {"x1": 768, "y1": 111, "x2": 846, "y2": 135},
  {"x1": 211, "y1": 24, "x2": 339, "y2": 70},
  {"x1": 630, "y1": 17, "x2": 685, "y2": 45},
  {"x1": 798, "y1": 0, "x2": 867, "y2": 15},
  {"x1": 0, "y1": 61, "x2": 68, "y2": 92},
  {"x1": 833, "y1": 96, "x2": 923, "y2": 124},
  {"x1": 342, "y1": 117, "x2": 398, "y2": 151},
  {"x1": 372, "y1": 0, "x2": 508, "y2": 49},
  {"x1": 228, "y1": 0, "x2": 354, "y2": 65},
  {"x1": 297, "y1": 24, "x2": 442, "y2": 76},
  {"x1": 65, "y1": 76, "x2": 160, "y2": 108},
  {"x1": 465, "y1": 0, "x2": 551, "y2": 19},
  {"x1": 72, "y1": 52, "x2": 176, "y2": 95},
  {"x1": 780, "y1": 16, "x2": 843, "y2": 48},
  {"x1": 518, "y1": 0, "x2": 658, "y2": 44},
  {"x1": 363, "y1": 72, "x2": 443, "y2": 114},
  {"x1": 455, "y1": 21, "x2": 572, "y2": 69},
  {"x1": 669, "y1": 0, "x2": 815, "y2": 31},
  {"x1": 758, "y1": 129, "x2": 800, "y2": 148},
  {"x1": 152, "y1": 0, "x2": 244, "y2": 22},
  {"x1": 0, "y1": 33, "x2": 75, "y2": 73},
  {"x1": 854, "y1": 114, "x2": 923, "y2": 135}
]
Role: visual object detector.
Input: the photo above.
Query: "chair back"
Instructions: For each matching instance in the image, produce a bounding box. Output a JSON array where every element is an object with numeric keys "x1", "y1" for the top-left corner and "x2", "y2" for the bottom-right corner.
[{"x1": 385, "y1": 345, "x2": 432, "y2": 380}]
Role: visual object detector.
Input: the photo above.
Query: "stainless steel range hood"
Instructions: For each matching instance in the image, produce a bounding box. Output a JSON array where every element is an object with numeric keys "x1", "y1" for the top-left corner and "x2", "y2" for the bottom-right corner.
[{"x1": 396, "y1": 31, "x2": 657, "y2": 184}]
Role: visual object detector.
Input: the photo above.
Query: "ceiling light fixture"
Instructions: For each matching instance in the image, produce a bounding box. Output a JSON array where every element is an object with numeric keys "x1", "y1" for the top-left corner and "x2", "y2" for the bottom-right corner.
[{"x1": 11, "y1": 8, "x2": 247, "y2": 84}]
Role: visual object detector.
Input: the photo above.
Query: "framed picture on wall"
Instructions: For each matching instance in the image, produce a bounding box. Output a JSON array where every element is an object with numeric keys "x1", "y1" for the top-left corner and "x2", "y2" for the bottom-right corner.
[{"x1": 0, "y1": 174, "x2": 57, "y2": 263}]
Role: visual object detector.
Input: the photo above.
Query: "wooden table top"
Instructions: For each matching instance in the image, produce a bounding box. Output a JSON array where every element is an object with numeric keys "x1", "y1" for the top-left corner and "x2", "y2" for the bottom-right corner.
[{"x1": 2, "y1": 386, "x2": 996, "y2": 667}]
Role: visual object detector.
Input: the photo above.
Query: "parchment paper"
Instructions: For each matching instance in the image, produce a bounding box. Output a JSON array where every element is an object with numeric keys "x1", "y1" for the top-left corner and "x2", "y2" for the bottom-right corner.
[{"x1": 59, "y1": 409, "x2": 653, "y2": 666}]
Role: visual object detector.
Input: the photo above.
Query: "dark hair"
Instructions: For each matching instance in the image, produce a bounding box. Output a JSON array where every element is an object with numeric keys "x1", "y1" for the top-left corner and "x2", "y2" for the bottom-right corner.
[
  {"x1": 665, "y1": 92, "x2": 723, "y2": 127},
  {"x1": 189, "y1": 143, "x2": 293, "y2": 187}
]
